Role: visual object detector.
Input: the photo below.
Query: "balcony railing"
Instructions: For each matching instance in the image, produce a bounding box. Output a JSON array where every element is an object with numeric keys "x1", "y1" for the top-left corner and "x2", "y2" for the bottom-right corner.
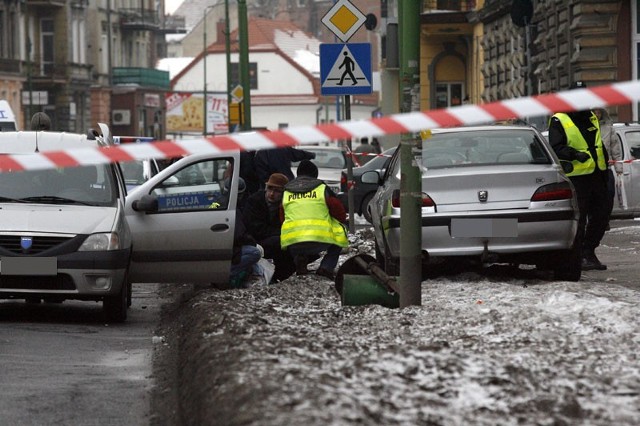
[
  {"x1": 160, "y1": 14, "x2": 187, "y2": 34},
  {"x1": 423, "y1": 0, "x2": 476, "y2": 12},
  {"x1": 112, "y1": 67, "x2": 170, "y2": 89},
  {"x1": 0, "y1": 58, "x2": 21, "y2": 74},
  {"x1": 119, "y1": 8, "x2": 159, "y2": 31}
]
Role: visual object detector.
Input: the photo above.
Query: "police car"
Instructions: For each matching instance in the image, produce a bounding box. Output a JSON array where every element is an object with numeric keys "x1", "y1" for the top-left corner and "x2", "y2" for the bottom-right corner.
[{"x1": 0, "y1": 128, "x2": 243, "y2": 322}]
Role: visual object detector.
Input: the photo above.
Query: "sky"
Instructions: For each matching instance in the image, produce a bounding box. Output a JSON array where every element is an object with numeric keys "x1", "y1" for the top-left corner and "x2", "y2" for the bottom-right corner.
[{"x1": 166, "y1": 0, "x2": 183, "y2": 15}]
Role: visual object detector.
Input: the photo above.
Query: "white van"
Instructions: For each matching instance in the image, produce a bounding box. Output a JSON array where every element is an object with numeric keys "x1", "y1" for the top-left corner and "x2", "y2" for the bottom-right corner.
[
  {"x1": 0, "y1": 129, "x2": 243, "y2": 322},
  {"x1": 0, "y1": 100, "x2": 17, "y2": 131}
]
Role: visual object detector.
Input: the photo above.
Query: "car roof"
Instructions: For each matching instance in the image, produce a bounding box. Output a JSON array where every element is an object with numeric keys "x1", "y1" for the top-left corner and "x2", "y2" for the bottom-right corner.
[
  {"x1": 301, "y1": 145, "x2": 344, "y2": 151},
  {"x1": 0, "y1": 131, "x2": 101, "y2": 154},
  {"x1": 429, "y1": 125, "x2": 540, "y2": 135}
]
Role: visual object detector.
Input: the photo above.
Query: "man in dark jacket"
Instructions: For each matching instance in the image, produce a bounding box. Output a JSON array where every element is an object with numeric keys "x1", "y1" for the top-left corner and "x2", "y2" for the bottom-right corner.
[
  {"x1": 229, "y1": 179, "x2": 261, "y2": 288},
  {"x1": 254, "y1": 146, "x2": 316, "y2": 185},
  {"x1": 280, "y1": 160, "x2": 348, "y2": 280},
  {"x1": 243, "y1": 173, "x2": 295, "y2": 282},
  {"x1": 548, "y1": 80, "x2": 609, "y2": 271}
]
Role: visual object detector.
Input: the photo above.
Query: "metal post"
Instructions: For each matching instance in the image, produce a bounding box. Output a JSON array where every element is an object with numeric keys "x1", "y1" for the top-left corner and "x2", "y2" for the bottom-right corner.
[
  {"x1": 344, "y1": 95, "x2": 355, "y2": 233},
  {"x1": 238, "y1": 0, "x2": 251, "y2": 130},
  {"x1": 525, "y1": 16, "x2": 532, "y2": 96},
  {"x1": 225, "y1": 0, "x2": 232, "y2": 132},
  {"x1": 398, "y1": 0, "x2": 422, "y2": 308},
  {"x1": 203, "y1": 7, "x2": 208, "y2": 136}
]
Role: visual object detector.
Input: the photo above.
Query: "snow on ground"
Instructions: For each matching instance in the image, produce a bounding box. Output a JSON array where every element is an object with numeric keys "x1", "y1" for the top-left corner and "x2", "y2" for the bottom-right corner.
[{"x1": 175, "y1": 222, "x2": 640, "y2": 426}]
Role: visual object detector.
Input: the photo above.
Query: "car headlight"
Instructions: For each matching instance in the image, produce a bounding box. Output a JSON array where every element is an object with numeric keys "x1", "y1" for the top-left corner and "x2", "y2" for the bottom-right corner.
[{"x1": 79, "y1": 233, "x2": 121, "y2": 251}]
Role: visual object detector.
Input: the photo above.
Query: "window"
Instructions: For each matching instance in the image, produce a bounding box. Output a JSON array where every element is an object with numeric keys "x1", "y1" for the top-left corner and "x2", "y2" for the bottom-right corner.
[
  {"x1": 435, "y1": 83, "x2": 464, "y2": 108},
  {"x1": 421, "y1": 130, "x2": 550, "y2": 168},
  {"x1": 40, "y1": 19, "x2": 54, "y2": 75},
  {"x1": 151, "y1": 159, "x2": 233, "y2": 212},
  {"x1": 230, "y1": 62, "x2": 258, "y2": 90}
]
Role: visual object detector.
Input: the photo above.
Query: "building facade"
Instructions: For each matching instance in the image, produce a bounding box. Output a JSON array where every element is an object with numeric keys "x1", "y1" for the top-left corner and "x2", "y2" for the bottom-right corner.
[{"x1": 0, "y1": 0, "x2": 183, "y2": 134}]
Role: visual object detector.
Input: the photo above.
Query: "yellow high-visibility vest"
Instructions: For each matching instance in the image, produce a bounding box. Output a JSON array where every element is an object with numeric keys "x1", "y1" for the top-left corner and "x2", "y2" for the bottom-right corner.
[
  {"x1": 281, "y1": 183, "x2": 348, "y2": 249},
  {"x1": 553, "y1": 112, "x2": 607, "y2": 176}
]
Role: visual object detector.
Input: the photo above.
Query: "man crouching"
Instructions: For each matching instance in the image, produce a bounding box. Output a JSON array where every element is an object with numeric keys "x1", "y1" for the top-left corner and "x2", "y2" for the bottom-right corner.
[{"x1": 281, "y1": 159, "x2": 348, "y2": 280}]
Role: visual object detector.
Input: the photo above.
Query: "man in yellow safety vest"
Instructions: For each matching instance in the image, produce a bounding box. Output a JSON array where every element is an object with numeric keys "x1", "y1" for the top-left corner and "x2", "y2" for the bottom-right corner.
[
  {"x1": 548, "y1": 80, "x2": 609, "y2": 271},
  {"x1": 280, "y1": 160, "x2": 348, "y2": 280}
]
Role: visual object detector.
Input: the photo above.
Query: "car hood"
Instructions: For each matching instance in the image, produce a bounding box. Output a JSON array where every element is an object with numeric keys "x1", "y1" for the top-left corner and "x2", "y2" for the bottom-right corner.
[
  {"x1": 0, "y1": 204, "x2": 118, "y2": 234},
  {"x1": 423, "y1": 165, "x2": 568, "y2": 211}
]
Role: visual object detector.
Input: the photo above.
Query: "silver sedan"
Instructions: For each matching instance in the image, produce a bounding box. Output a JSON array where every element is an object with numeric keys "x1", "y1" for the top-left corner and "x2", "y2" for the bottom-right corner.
[{"x1": 366, "y1": 125, "x2": 582, "y2": 281}]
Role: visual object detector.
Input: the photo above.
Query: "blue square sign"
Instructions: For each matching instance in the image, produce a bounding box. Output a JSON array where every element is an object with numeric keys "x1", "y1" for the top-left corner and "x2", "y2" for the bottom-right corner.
[{"x1": 320, "y1": 43, "x2": 372, "y2": 96}]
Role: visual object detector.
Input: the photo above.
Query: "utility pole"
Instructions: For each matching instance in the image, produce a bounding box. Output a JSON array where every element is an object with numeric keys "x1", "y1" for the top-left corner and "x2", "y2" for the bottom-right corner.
[
  {"x1": 203, "y1": 7, "x2": 209, "y2": 136},
  {"x1": 237, "y1": 0, "x2": 252, "y2": 130},
  {"x1": 398, "y1": 0, "x2": 422, "y2": 308},
  {"x1": 225, "y1": 0, "x2": 232, "y2": 132}
]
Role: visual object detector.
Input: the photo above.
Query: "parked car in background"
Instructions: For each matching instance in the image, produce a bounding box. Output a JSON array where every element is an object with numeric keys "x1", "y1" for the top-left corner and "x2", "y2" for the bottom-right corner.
[
  {"x1": 366, "y1": 125, "x2": 581, "y2": 281},
  {"x1": 119, "y1": 159, "x2": 160, "y2": 192},
  {"x1": 609, "y1": 123, "x2": 640, "y2": 217},
  {"x1": 339, "y1": 147, "x2": 396, "y2": 223},
  {"x1": 291, "y1": 145, "x2": 348, "y2": 194},
  {"x1": 544, "y1": 123, "x2": 640, "y2": 218},
  {"x1": 114, "y1": 136, "x2": 160, "y2": 191}
]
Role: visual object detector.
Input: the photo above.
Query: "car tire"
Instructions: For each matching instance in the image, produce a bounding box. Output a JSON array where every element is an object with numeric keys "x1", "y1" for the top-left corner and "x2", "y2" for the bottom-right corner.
[
  {"x1": 553, "y1": 245, "x2": 582, "y2": 282},
  {"x1": 127, "y1": 278, "x2": 133, "y2": 307},
  {"x1": 361, "y1": 193, "x2": 374, "y2": 224},
  {"x1": 104, "y1": 271, "x2": 129, "y2": 323}
]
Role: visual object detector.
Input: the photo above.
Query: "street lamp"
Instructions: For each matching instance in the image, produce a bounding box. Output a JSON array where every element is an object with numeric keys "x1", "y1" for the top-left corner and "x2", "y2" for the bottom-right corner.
[{"x1": 202, "y1": 5, "x2": 216, "y2": 136}]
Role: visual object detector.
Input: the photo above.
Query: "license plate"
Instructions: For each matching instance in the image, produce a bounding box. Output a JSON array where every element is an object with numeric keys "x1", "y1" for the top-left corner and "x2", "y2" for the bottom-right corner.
[
  {"x1": 450, "y1": 218, "x2": 518, "y2": 238},
  {"x1": 0, "y1": 257, "x2": 57, "y2": 276}
]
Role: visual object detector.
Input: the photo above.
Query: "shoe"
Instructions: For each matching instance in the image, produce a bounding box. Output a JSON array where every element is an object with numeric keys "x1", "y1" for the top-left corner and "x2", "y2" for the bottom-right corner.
[
  {"x1": 582, "y1": 253, "x2": 607, "y2": 271},
  {"x1": 315, "y1": 267, "x2": 335, "y2": 280},
  {"x1": 294, "y1": 255, "x2": 309, "y2": 275}
]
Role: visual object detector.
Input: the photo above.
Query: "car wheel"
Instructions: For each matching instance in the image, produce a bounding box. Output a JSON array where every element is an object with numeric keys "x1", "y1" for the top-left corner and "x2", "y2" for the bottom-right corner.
[
  {"x1": 553, "y1": 245, "x2": 582, "y2": 282},
  {"x1": 127, "y1": 278, "x2": 133, "y2": 307},
  {"x1": 361, "y1": 193, "x2": 375, "y2": 224},
  {"x1": 104, "y1": 272, "x2": 129, "y2": 323}
]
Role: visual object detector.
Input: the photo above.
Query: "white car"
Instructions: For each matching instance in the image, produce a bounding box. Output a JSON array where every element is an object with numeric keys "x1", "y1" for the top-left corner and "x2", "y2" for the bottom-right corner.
[
  {"x1": 0, "y1": 130, "x2": 244, "y2": 322},
  {"x1": 291, "y1": 145, "x2": 348, "y2": 194}
]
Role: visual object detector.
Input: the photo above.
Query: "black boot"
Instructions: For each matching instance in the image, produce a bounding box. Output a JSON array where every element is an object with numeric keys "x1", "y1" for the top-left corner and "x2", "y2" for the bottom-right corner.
[
  {"x1": 582, "y1": 251, "x2": 607, "y2": 271},
  {"x1": 294, "y1": 255, "x2": 309, "y2": 275}
]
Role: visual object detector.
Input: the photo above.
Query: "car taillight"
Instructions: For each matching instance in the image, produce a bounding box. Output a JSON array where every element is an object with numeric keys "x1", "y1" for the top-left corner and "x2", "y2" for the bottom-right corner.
[
  {"x1": 531, "y1": 182, "x2": 574, "y2": 201},
  {"x1": 391, "y1": 189, "x2": 436, "y2": 208},
  {"x1": 340, "y1": 172, "x2": 347, "y2": 191}
]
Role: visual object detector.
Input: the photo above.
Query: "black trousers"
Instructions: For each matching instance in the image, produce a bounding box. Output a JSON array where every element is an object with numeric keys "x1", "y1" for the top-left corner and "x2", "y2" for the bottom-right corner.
[
  {"x1": 259, "y1": 235, "x2": 296, "y2": 282},
  {"x1": 572, "y1": 170, "x2": 609, "y2": 253}
]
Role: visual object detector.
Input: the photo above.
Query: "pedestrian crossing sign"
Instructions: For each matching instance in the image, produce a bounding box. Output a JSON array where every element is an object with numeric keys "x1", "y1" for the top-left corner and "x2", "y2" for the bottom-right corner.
[{"x1": 320, "y1": 43, "x2": 372, "y2": 96}]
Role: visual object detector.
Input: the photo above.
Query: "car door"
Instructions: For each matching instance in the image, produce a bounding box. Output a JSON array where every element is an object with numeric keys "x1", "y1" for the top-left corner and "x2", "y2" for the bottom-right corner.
[
  {"x1": 125, "y1": 151, "x2": 239, "y2": 285},
  {"x1": 615, "y1": 129, "x2": 640, "y2": 215}
]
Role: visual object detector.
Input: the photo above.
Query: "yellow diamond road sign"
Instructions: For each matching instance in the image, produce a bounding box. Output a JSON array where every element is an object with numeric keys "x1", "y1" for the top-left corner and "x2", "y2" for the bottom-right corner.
[{"x1": 321, "y1": 0, "x2": 366, "y2": 43}]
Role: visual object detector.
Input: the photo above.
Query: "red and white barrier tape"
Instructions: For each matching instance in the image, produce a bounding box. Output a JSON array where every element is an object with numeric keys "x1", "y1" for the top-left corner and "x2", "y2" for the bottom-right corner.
[{"x1": 2, "y1": 80, "x2": 640, "y2": 172}]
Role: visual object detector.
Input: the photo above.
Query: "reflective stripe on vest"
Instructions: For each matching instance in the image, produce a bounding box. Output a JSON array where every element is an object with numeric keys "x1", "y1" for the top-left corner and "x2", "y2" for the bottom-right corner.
[
  {"x1": 553, "y1": 113, "x2": 607, "y2": 176},
  {"x1": 281, "y1": 183, "x2": 348, "y2": 249}
]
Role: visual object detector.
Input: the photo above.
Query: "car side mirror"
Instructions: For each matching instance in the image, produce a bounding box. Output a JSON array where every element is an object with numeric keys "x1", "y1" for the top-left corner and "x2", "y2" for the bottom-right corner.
[
  {"x1": 361, "y1": 170, "x2": 381, "y2": 184},
  {"x1": 160, "y1": 176, "x2": 180, "y2": 187},
  {"x1": 560, "y1": 161, "x2": 573, "y2": 174},
  {"x1": 132, "y1": 194, "x2": 159, "y2": 212}
]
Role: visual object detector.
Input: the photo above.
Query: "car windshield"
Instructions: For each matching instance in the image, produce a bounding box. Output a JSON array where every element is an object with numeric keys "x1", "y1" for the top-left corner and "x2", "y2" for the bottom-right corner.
[
  {"x1": 359, "y1": 147, "x2": 395, "y2": 170},
  {"x1": 292, "y1": 148, "x2": 346, "y2": 169},
  {"x1": 0, "y1": 165, "x2": 117, "y2": 207},
  {"x1": 421, "y1": 129, "x2": 551, "y2": 168}
]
